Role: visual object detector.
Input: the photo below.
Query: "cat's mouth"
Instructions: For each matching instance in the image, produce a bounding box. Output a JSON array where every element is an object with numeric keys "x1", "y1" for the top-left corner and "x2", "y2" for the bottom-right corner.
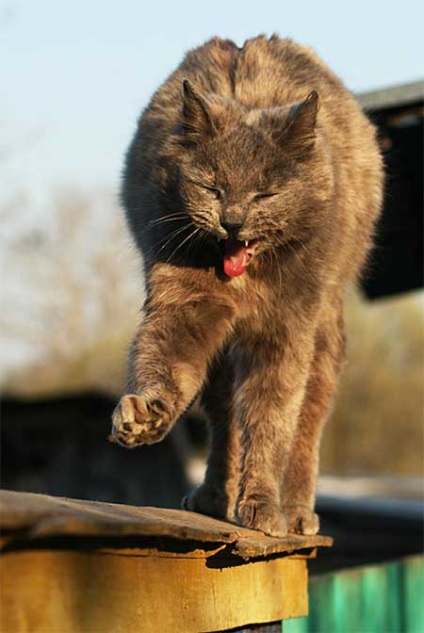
[{"x1": 220, "y1": 238, "x2": 259, "y2": 278}]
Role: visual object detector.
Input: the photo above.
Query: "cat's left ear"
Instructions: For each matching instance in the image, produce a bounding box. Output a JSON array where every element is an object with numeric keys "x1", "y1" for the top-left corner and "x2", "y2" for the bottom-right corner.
[
  {"x1": 181, "y1": 80, "x2": 215, "y2": 139},
  {"x1": 285, "y1": 90, "x2": 319, "y2": 148}
]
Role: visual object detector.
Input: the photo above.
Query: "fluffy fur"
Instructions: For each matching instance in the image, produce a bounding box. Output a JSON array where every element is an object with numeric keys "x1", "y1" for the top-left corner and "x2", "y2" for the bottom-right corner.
[{"x1": 111, "y1": 35, "x2": 383, "y2": 536}]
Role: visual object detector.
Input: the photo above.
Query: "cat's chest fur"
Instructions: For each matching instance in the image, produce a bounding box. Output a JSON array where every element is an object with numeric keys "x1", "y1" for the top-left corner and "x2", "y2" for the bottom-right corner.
[
  {"x1": 224, "y1": 246, "x2": 318, "y2": 315},
  {"x1": 223, "y1": 267, "x2": 300, "y2": 339}
]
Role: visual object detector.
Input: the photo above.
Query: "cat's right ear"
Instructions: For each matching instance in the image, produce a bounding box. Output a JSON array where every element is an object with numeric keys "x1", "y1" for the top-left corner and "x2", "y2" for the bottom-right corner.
[
  {"x1": 182, "y1": 80, "x2": 215, "y2": 139},
  {"x1": 285, "y1": 91, "x2": 319, "y2": 148}
]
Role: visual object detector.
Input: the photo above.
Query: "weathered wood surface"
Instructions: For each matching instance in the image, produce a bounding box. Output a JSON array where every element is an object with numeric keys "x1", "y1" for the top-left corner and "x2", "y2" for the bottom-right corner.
[
  {"x1": 0, "y1": 490, "x2": 333, "y2": 633},
  {"x1": 0, "y1": 489, "x2": 332, "y2": 560},
  {"x1": 1, "y1": 548, "x2": 308, "y2": 632}
]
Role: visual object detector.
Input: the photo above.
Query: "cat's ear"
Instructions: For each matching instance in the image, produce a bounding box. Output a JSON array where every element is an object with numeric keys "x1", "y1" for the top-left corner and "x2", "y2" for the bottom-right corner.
[
  {"x1": 285, "y1": 90, "x2": 319, "y2": 148},
  {"x1": 182, "y1": 80, "x2": 215, "y2": 138}
]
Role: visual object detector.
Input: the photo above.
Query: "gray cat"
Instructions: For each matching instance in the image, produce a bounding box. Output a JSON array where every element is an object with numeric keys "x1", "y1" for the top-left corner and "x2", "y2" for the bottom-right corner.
[{"x1": 111, "y1": 35, "x2": 383, "y2": 536}]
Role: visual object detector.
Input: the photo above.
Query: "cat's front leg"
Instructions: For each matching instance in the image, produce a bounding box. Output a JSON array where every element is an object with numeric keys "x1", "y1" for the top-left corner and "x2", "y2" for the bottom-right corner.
[
  {"x1": 182, "y1": 352, "x2": 242, "y2": 522},
  {"x1": 234, "y1": 329, "x2": 315, "y2": 537},
  {"x1": 111, "y1": 268, "x2": 235, "y2": 448},
  {"x1": 111, "y1": 393, "x2": 176, "y2": 447}
]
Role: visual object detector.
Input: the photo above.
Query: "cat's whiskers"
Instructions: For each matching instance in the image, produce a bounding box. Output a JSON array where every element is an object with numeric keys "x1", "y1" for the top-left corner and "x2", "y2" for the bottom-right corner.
[
  {"x1": 145, "y1": 213, "x2": 188, "y2": 229},
  {"x1": 283, "y1": 238, "x2": 319, "y2": 283},
  {"x1": 268, "y1": 246, "x2": 284, "y2": 291},
  {"x1": 147, "y1": 222, "x2": 195, "y2": 259},
  {"x1": 143, "y1": 211, "x2": 210, "y2": 261},
  {"x1": 191, "y1": 213, "x2": 216, "y2": 234},
  {"x1": 165, "y1": 226, "x2": 202, "y2": 264},
  {"x1": 191, "y1": 227, "x2": 208, "y2": 256}
]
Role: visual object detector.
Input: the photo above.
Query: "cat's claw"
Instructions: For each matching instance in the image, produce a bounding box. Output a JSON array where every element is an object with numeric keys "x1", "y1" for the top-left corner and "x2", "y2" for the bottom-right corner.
[
  {"x1": 284, "y1": 505, "x2": 320, "y2": 535},
  {"x1": 237, "y1": 496, "x2": 288, "y2": 537},
  {"x1": 111, "y1": 394, "x2": 174, "y2": 447}
]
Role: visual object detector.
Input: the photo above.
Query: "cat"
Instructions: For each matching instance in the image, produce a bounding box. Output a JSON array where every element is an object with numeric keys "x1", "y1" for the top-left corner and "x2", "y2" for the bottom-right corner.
[{"x1": 111, "y1": 35, "x2": 383, "y2": 537}]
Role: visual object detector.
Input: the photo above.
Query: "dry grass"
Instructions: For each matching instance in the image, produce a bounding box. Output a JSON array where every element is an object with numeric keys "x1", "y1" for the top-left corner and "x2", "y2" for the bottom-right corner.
[
  {"x1": 1, "y1": 187, "x2": 143, "y2": 397},
  {"x1": 321, "y1": 289, "x2": 424, "y2": 475}
]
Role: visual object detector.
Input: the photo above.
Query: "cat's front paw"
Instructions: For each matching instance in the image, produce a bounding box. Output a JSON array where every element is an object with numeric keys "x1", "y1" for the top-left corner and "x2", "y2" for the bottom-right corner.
[
  {"x1": 283, "y1": 505, "x2": 320, "y2": 535},
  {"x1": 110, "y1": 394, "x2": 175, "y2": 448},
  {"x1": 237, "y1": 495, "x2": 288, "y2": 537},
  {"x1": 182, "y1": 483, "x2": 231, "y2": 521}
]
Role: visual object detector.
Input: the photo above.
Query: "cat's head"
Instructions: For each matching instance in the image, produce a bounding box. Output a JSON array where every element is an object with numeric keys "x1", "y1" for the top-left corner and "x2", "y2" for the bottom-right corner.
[{"x1": 162, "y1": 80, "x2": 335, "y2": 276}]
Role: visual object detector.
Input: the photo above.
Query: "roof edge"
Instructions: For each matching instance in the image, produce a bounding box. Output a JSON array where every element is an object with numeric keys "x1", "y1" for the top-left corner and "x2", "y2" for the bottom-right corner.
[{"x1": 357, "y1": 80, "x2": 424, "y2": 111}]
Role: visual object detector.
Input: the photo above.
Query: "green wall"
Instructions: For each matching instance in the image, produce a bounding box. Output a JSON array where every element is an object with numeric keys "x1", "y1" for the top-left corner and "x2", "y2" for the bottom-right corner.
[{"x1": 284, "y1": 555, "x2": 424, "y2": 633}]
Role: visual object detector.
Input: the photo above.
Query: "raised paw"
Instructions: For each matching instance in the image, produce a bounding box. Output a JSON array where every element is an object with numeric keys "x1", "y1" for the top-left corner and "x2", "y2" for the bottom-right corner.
[
  {"x1": 283, "y1": 505, "x2": 320, "y2": 535},
  {"x1": 182, "y1": 483, "x2": 230, "y2": 521},
  {"x1": 110, "y1": 394, "x2": 175, "y2": 448},
  {"x1": 236, "y1": 495, "x2": 288, "y2": 537}
]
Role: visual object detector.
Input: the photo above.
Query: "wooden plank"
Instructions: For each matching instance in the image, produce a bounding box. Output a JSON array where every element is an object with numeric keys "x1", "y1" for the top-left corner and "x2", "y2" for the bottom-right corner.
[
  {"x1": 0, "y1": 490, "x2": 332, "y2": 560},
  {"x1": 1, "y1": 548, "x2": 308, "y2": 633},
  {"x1": 0, "y1": 491, "x2": 334, "y2": 632}
]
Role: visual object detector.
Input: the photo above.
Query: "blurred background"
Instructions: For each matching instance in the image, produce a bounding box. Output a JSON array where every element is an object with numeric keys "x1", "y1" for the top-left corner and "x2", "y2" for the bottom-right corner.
[{"x1": 1, "y1": 0, "x2": 423, "y2": 572}]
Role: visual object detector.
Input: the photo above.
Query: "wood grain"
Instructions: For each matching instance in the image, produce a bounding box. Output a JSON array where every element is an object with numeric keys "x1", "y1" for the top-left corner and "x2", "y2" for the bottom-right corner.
[
  {"x1": 1, "y1": 548, "x2": 308, "y2": 633},
  {"x1": 0, "y1": 490, "x2": 332, "y2": 560}
]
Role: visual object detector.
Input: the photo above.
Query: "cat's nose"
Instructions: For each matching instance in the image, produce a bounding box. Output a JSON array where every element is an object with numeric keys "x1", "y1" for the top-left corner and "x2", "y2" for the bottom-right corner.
[{"x1": 220, "y1": 217, "x2": 244, "y2": 234}]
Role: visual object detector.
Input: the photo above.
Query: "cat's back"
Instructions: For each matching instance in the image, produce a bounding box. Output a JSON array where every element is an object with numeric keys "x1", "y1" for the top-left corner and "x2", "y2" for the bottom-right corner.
[
  {"x1": 233, "y1": 35, "x2": 348, "y2": 108},
  {"x1": 138, "y1": 34, "x2": 372, "y2": 157},
  {"x1": 233, "y1": 36, "x2": 377, "y2": 156},
  {"x1": 145, "y1": 35, "x2": 357, "y2": 118}
]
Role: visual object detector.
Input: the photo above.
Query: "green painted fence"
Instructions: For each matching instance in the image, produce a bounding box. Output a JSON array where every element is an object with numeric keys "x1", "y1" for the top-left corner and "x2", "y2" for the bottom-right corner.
[{"x1": 284, "y1": 555, "x2": 424, "y2": 633}]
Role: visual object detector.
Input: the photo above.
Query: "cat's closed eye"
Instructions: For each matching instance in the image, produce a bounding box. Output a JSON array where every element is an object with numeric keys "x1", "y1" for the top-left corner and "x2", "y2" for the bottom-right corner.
[
  {"x1": 254, "y1": 192, "x2": 279, "y2": 201},
  {"x1": 200, "y1": 185, "x2": 222, "y2": 200}
]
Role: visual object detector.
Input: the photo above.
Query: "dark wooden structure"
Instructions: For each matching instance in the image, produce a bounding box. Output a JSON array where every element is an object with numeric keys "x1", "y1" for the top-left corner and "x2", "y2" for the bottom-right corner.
[{"x1": 358, "y1": 80, "x2": 423, "y2": 299}]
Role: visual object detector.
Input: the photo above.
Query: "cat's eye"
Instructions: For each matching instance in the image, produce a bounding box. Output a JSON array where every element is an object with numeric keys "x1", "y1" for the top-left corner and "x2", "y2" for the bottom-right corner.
[
  {"x1": 202, "y1": 185, "x2": 221, "y2": 199},
  {"x1": 254, "y1": 192, "x2": 278, "y2": 201}
]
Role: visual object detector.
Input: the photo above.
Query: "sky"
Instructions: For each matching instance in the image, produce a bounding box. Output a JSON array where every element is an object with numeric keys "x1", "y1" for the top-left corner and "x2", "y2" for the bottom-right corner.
[
  {"x1": 2, "y1": 0, "x2": 423, "y2": 200},
  {"x1": 1, "y1": 0, "x2": 423, "y2": 387}
]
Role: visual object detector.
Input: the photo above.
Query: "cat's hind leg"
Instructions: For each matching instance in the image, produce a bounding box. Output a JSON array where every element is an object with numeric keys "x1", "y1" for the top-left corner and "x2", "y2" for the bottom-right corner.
[
  {"x1": 233, "y1": 326, "x2": 318, "y2": 538},
  {"x1": 281, "y1": 307, "x2": 346, "y2": 534}
]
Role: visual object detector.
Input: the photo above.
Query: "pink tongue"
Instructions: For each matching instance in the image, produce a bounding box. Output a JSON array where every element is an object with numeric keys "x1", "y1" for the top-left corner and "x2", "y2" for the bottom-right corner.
[{"x1": 223, "y1": 239, "x2": 249, "y2": 277}]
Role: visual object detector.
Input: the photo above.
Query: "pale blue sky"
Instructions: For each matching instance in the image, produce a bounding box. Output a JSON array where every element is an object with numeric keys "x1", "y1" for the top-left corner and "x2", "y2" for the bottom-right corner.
[{"x1": 2, "y1": 0, "x2": 423, "y2": 198}]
